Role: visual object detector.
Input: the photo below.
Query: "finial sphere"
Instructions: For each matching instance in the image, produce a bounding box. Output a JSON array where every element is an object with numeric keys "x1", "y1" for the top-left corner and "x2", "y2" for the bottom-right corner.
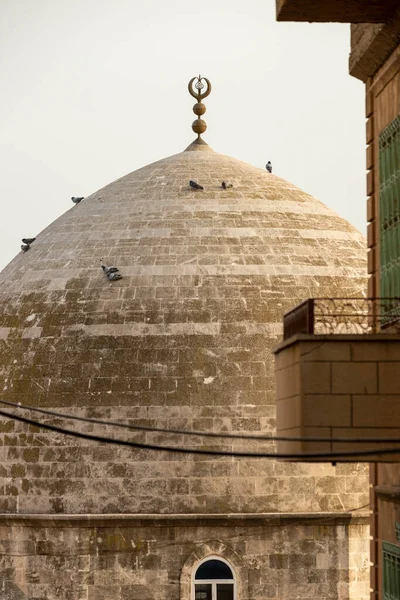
[
  {"x1": 188, "y1": 75, "x2": 211, "y2": 140},
  {"x1": 193, "y1": 102, "x2": 206, "y2": 116},
  {"x1": 192, "y1": 118, "x2": 207, "y2": 135}
]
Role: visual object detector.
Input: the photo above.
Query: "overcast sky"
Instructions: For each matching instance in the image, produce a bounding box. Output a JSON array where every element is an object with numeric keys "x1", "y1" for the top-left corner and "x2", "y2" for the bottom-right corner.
[{"x1": 0, "y1": 1, "x2": 365, "y2": 271}]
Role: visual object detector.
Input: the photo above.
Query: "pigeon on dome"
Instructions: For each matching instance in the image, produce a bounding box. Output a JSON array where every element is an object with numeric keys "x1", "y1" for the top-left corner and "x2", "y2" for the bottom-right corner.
[
  {"x1": 71, "y1": 197, "x2": 84, "y2": 204},
  {"x1": 266, "y1": 161, "x2": 272, "y2": 173},
  {"x1": 21, "y1": 237, "x2": 36, "y2": 253},
  {"x1": 101, "y1": 264, "x2": 122, "y2": 282},
  {"x1": 189, "y1": 180, "x2": 203, "y2": 190},
  {"x1": 101, "y1": 265, "x2": 119, "y2": 275}
]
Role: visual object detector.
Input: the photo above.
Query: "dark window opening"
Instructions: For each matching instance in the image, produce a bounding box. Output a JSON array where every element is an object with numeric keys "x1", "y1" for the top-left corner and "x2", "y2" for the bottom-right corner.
[
  {"x1": 195, "y1": 560, "x2": 234, "y2": 580},
  {"x1": 194, "y1": 559, "x2": 235, "y2": 600}
]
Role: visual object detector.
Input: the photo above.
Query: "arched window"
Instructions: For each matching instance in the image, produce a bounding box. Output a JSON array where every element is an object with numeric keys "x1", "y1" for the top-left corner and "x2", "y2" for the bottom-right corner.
[{"x1": 193, "y1": 557, "x2": 235, "y2": 600}]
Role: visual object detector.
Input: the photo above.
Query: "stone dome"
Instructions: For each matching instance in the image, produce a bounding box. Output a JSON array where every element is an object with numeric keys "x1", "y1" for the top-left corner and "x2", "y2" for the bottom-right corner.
[{"x1": 0, "y1": 143, "x2": 367, "y2": 515}]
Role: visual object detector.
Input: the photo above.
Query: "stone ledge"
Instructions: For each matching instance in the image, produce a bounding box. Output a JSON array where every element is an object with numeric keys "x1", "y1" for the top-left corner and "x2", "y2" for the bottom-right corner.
[
  {"x1": 349, "y1": 8, "x2": 400, "y2": 81},
  {"x1": 0, "y1": 511, "x2": 369, "y2": 528},
  {"x1": 273, "y1": 332, "x2": 400, "y2": 354},
  {"x1": 276, "y1": 0, "x2": 398, "y2": 23}
]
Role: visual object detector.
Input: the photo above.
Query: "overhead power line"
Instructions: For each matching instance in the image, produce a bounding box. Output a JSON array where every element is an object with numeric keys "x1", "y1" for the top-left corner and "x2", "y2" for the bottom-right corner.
[
  {"x1": 0, "y1": 406, "x2": 400, "y2": 460},
  {"x1": 1, "y1": 398, "x2": 400, "y2": 445}
]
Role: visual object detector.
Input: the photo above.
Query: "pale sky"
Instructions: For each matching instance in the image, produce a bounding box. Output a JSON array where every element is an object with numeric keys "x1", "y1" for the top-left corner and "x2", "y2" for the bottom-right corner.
[{"x1": 0, "y1": 0, "x2": 365, "y2": 271}]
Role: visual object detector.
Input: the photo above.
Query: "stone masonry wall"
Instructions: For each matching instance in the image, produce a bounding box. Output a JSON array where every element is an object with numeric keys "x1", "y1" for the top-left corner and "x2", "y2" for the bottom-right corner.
[
  {"x1": 275, "y1": 335, "x2": 400, "y2": 460},
  {"x1": 0, "y1": 516, "x2": 369, "y2": 600},
  {"x1": 0, "y1": 149, "x2": 368, "y2": 515}
]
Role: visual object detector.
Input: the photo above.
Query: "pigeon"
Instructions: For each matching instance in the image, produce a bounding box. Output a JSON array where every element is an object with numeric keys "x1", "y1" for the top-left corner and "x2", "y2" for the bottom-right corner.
[
  {"x1": 21, "y1": 244, "x2": 30, "y2": 253},
  {"x1": 71, "y1": 197, "x2": 84, "y2": 204},
  {"x1": 107, "y1": 272, "x2": 122, "y2": 282},
  {"x1": 189, "y1": 180, "x2": 204, "y2": 190},
  {"x1": 22, "y1": 237, "x2": 36, "y2": 245},
  {"x1": 266, "y1": 161, "x2": 272, "y2": 173},
  {"x1": 221, "y1": 181, "x2": 233, "y2": 189},
  {"x1": 101, "y1": 265, "x2": 119, "y2": 275}
]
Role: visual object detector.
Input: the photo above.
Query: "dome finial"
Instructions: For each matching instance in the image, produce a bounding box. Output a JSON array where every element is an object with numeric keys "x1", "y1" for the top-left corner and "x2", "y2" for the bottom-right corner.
[{"x1": 188, "y1": 75, "x2": 212, "y2": 141}]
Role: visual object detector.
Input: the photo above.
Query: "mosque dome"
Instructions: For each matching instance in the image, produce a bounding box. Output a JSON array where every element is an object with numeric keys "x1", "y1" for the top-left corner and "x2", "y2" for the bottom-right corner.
[{"x1": 0, "y1": 80, "x2": 367, "y2": 516}]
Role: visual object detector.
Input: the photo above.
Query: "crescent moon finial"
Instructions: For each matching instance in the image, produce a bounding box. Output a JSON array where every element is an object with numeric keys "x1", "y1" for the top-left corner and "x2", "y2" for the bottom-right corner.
[{"x1": 188, "y1": 75, "x2": 212, "y2": 141}]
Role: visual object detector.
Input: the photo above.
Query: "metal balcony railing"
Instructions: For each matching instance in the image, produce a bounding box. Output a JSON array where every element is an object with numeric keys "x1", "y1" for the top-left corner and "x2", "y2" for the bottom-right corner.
[{"x1": 283, "y1": 297, "x2": 400, "y2": 340}]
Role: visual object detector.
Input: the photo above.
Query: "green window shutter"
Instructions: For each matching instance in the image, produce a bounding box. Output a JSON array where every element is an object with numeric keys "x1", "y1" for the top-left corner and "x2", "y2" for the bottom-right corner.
[
  {"x1": 382, "y1": 540, "x2": 400, "y2": 600},
  {"x1": 379, "y1": 116, "x2": 400, "y2": 323}
]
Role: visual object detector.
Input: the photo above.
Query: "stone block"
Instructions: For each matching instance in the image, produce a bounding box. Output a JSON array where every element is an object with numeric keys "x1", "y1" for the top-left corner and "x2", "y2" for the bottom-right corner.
[
  {"x1": 367, "y1": 222, "x2": 375, "y2": 248},
  {"x1": 367, "y1": 169, "x2": 375, "y2": 196},
  {"x1": 353, "y1": 394, "x2": 400, "y2": 426},
  {"x1": 367, "y1": 248, "x2": 375, "y2": 274},
  {"x1": 367, "y1": 196, "x2": 375, "y2": 222},
  {"x1": 275, "y1": 364, "x2": 300, "y2": 399},
  {"x1": 331, "y1": 362, "x2": 377, "y2": 394},
  {"x1": 300, "y1": 341, "x2": 351, "y2": 362},
  {"x1": 276, "y1": 395, "x2": 301, "y2": 430},
  {"x1": 366, "y1": 143, "x2": 374, "y2": 170},
  {"x1": 303, "y1": 394, "x2": 351, "y2": 427},
  {"x1": 366, "y1": 116, "x2": 374, "y2": 144},
  {"x1": 301, "y1": 362, "x2": 331, "y2": 394},
  {"x1": 378, "y1": 362, "x2": 400, "y2": 393}
]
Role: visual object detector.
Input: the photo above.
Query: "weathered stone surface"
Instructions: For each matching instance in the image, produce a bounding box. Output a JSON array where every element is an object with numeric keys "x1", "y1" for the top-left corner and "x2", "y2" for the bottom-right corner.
[
  {"x1": 0, "y1": 143, "x2": 369, "y2": 598},
  {"x1": 0, "y1": 514, "x2": 369, "y2": 600}
]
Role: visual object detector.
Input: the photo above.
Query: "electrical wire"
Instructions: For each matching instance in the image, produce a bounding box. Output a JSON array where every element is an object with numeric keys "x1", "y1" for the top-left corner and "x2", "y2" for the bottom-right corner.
[
  {"x1": 1, "y1": 407, "x2": 400, "y2": 459},
  {"x1": 347, "y1": 503, "x2": 370, "y2": 512},
  {"x1": 1, "y1": 398, "x2": 400, "y2": 445}
]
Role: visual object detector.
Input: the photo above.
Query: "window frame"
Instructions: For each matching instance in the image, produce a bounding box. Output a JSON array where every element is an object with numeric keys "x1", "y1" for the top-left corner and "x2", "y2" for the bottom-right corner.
[
  {"x1": 382, "y1": 540, "x2": 400, "y2": 600},
  {"x1": 192, "y1": 556, "x2": 237, "y2": 600},
  {"x1": 378, "y1": 115, "x2": 400, "y2": 326}
]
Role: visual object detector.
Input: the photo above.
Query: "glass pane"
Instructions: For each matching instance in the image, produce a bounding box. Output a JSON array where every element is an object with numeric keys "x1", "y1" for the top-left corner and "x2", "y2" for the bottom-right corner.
[
  {"x1": 195, "y1": 559, "x2": 233, "y2": 580},
  {"x1": 217, "y1": 583, "x2": 234, "y2": 600},
  {"x1": 195, "y1": 583, "x2": 212, "y2": 600}
]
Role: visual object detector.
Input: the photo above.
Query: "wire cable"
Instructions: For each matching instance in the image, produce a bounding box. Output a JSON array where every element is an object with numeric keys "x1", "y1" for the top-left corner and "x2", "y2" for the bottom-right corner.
[
  {"x1": 347, "y1": 503, "x2": 370, "y2": 512},
  {"x1": 1, "y1": 398, "x2": 400, "y2": 445},
  {"x1": 1, "y1": 407, "x2": 400, "y2": 459}
]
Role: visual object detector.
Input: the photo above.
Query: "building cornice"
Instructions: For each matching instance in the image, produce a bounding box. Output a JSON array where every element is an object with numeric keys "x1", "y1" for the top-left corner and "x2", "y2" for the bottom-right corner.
[{"x1": 0, "y1": 512, "x2": 370, "y2": 528}]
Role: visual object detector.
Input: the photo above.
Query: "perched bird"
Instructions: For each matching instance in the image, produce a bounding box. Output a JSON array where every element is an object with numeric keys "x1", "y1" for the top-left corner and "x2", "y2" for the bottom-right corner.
[
  {"x1": 71, "y1": 196, "x2": 84, "y2": 204},
  {"x1": 21, "y1": 244, "x2": 30, "y2": 253},
  {"x1": 221, "y1": 181, "x2": 233, "y2": 189},
  {"x1": 266, "y1": 161, "x2": 272, "y2": 173},
  {"x1": 22, "y1": 237, "x2": 36, "y2": 245},
  {"x1": 107, "y1": 272, "x2": 122, "y2": 281},
  {"x1": 101, "y1": 265, "x2": 119, "y2": 275},
  {"x1": 189, "y1": 180, "x2": 204, "y2": 190}
]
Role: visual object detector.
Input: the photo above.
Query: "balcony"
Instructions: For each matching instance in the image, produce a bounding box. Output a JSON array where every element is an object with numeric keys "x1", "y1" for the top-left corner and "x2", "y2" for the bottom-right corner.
[
  {"x1": 275, "y1": 0, "x2": 399, "y2": 23},
  {"x1": 273, "y1": 298, "x2": 400, "y2": 462}
]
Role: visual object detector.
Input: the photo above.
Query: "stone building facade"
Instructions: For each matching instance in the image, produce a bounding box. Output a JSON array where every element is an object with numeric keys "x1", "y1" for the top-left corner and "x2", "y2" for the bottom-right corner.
[
  {"x1": 0, "y1": 120, "x2": 370, "y2": 597},
  {"x1": 275, "y1": 3, "x2": 400, "y2": 599}
]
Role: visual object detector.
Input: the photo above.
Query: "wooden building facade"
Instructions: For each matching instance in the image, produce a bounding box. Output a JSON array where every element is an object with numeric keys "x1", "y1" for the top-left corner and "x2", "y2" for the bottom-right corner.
[{"x1": 274, "y1": 3, "x2": 400, "y2": 599}]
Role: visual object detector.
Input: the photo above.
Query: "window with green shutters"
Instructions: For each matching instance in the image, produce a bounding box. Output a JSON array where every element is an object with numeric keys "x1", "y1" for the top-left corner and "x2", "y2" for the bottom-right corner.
[
  {"x1": 379, "y1": 116, "x2": 400, "y2": 324},
  {"x1": 383, "y1": 541, "x2": 400, "y2": 600}
]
